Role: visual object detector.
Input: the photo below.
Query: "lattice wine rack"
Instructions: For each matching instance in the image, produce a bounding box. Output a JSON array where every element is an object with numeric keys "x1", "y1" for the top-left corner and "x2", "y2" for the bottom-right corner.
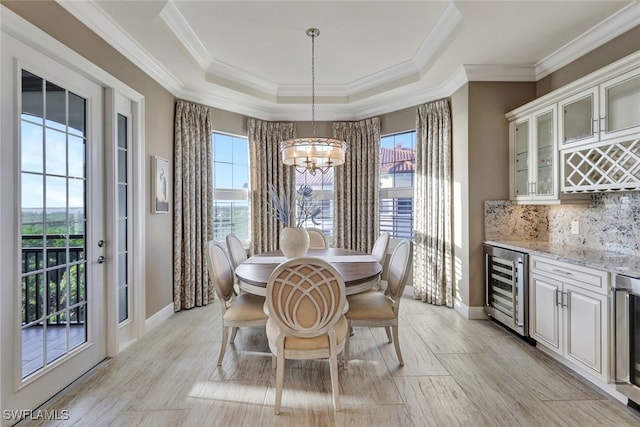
[{"x1": 562, "y1": 139, "x2": 640, "y2": 192}]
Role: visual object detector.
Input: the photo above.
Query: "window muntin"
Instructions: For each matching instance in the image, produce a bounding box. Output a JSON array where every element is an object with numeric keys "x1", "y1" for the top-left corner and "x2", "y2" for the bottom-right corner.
[
  {"x1": 295, "y1": 169, "x2": 333, "y2": 238},
  {"x1": 380, "y1": 131, "x2": 415, "y2": 239},
  {"x1": 211, "y1": 132, "x2": 250, "y2": 245}
]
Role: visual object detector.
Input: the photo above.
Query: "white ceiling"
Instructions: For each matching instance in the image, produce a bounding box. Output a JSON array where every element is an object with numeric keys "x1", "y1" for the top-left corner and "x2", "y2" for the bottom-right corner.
[{"x1": 58, "y1": 0, "x2": 640, "y2": 121}]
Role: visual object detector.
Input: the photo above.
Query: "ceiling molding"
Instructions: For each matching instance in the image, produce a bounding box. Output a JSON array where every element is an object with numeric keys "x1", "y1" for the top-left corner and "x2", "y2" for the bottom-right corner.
[
  {"x1": 159, "y1": 0, "x2": 212, "y2": 71},
  {"x1": 464, "y1": 64, "x2": 537, "y2": 81},
  {"x1": 535, "y1": 1, "x2": 640, "y2": 79},
  {"x1": 413, "y1": 2, "x2": 463, "y2": 71},
  {"x1": 57, "y1": 0, "x2": 184, "y2": 96},
  {"x1": 55, "y1": 0, "x2": 639, "y2": 122},
  {"x1": 206, "y1": 59, "x2": 279, "y2": 95}
]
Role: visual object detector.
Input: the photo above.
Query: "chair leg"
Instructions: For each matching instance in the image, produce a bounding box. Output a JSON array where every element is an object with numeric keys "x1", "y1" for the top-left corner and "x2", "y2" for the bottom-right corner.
[
  {"x1": 329, "y1": 340, "x2": 341, "y2": 412},
  {"x1": 391, "y1": 325, "x2": 404, "y2": 366},
  {"x1": 217, "y1": 325, "x2": 229, "y2": 366},
  {"x1": 271, "y1": 354, "x2": 276, "y2": 369},
  {"x1": 385, "y1": 326, "x2": 392, "y2": 343},
  {"x1": 344, "y1": 320, "x2": 351, "y2": 369},
  {"x1": 230, "y1": 327, "x2": 239, "y2": 343},
  {"x1": 274, "y1": 352, "x2": 285, "y2": 414}
]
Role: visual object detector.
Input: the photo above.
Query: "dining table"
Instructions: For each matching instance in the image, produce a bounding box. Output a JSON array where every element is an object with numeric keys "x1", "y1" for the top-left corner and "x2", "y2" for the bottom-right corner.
[{"x1": 234, "y1": 247, "x2": 382, "y2": 296}]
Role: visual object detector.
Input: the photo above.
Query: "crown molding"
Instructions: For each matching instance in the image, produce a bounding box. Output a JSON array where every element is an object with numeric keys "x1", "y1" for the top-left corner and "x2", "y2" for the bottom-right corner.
[
  {"x1": 464, "y1": 64, "x2": 537, "y2": 81},
  {"x1": 159, "y1": 0, "x2": 212, "y2": 71},
  {"x1": 413, "y1": 2, "x2": 463, "y2": 71},
  {"x1": 535, "y1": 1, "x2": 640, "y2": 79},
  {"x1": 57, "y1": 0, "x2": 184, "y2": 96},
  {"x1": 206, "y1": 59, "x2": 279, "y2": 95}
]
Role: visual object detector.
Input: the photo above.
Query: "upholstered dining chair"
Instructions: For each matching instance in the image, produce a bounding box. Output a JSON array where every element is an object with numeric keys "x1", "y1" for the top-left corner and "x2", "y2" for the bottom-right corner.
[
  {"x1": 370, "y1": 232, "x2": 390, "y2": 291},
  {"x1": 226, "y1": 232, "x2": 248, "y2": 293},
  {"x1": 265, "y1": 257, "x2": 348, "y2": 414},
  {"x1": 205, "y1": 240, "x2": 268, "y2": 366},
  {"x1": 344, "y1": 239, "x2": 412, "y2": 368},
  {"x1": 225, "y1": 233, "x2": 247, "y2": 270},
  {"x1": 306, "y1": 227, "x2": 329, "y2": 249}
]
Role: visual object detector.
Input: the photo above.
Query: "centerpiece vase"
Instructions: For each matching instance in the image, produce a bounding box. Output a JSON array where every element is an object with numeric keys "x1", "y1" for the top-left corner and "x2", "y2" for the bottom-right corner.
[{"x1": 279, "y1": 227, "x2": 309, "y2": 258}]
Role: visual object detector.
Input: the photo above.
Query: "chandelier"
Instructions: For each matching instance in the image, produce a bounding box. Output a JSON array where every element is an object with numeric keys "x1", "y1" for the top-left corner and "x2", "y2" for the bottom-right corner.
[{"x1": 280, "y1": 28, "x2": 347, "y2": 175}]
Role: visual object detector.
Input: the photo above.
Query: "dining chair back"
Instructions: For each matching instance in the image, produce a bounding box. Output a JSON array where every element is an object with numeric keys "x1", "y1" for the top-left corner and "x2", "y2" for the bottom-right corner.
[
  {"x1": 344, "y1": 239, "x2": 412, "y2": 368},
  {"x1": 205, "y1": 240, "x2": 267, "y2": 366},
  {"x1": 265, "y1": 257, "x2": 347, "y2": 414},
  {"x1": 370, "y1": 232, "x2": 390, "y2": 265},
  {"x1": 306, "y1": 227, "x2": 329, "y2": 249},
  {"x1": 225, "y1": 233, "x2": 247, "y2": 270}
]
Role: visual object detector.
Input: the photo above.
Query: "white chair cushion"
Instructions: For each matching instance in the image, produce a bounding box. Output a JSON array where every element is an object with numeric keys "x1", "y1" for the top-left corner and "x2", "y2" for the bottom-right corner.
[
  {"x1": 223, "y1": 293, "x2": 268, "y2": 322},
  {"x1": 266, "y1": 315, "x2": 348, "y2": 351},
  {"x1": 345, "y1": 292, "x2": 395, "y2": 321}
]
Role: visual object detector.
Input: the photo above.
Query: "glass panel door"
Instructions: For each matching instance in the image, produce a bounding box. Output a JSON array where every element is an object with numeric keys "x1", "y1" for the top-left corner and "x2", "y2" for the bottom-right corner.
[
  {"x1": 20, "y1": 71, "x2": 90, "y2": 378},
  {"x1": 117, "y1": 114, "x2": 129, "y2": 324},
  {"x1": 514, "y1": 119, "x2": 529, "y2": 196},
  {"x1": 602, "y1": 69, "x2": 640, "y2": 141},
  {"x1": 535, "y1": 109, "x2": 554, "y2": 196}
]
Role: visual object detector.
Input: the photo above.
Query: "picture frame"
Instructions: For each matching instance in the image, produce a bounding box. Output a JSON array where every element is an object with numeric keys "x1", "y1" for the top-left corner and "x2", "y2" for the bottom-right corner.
[{"x1": 152, "y1": 156, "x2": 170, "y2": 213}]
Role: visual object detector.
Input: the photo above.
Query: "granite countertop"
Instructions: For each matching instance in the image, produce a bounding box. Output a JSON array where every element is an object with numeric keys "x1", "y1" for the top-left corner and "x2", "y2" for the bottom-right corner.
[{"x1": 485, "y1": 240, "x2": 640, "y2": 279}]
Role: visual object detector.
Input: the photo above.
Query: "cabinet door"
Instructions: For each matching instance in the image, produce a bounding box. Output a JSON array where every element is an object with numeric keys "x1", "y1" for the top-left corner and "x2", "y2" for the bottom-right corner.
[
  {"x1": 514, "y1": 117, "x2": 530, "y2": 197},
  {"x1": 532, "y1": 106, "x2": 557, "y2": 198},
  {"x1": 564, "y1": 284, "x2": 606, "y2": 377},
  {"x1": 530, "y1": 273, "x2": 561, "y2": 354},
  {"x1": 600, "y1": 68, "x2": 640, "y2": 141},
  {"x1": 559, "y1": 87, "x2": 599, "y2": 147}
]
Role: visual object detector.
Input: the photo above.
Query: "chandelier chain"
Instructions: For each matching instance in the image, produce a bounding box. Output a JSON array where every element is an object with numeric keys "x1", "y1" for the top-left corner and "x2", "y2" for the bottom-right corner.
[{"x1": 311, "y1": 30, "x2": 316, "y2": 136}]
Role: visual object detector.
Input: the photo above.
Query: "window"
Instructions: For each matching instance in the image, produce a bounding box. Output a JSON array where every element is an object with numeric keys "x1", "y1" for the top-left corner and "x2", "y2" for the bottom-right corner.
[
  {"x1": 211, "y1": 132, "x2": 250, "y2": 245},
  {"x1": 380, "y1": 131, "x2": 416, "y2": 239},
  {"x1": 295, "y1": 169, "x2": 333, "y2": 238}
]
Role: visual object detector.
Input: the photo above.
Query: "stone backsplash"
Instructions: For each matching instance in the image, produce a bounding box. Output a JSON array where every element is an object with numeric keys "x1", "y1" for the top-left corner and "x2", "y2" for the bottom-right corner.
[{"x1": 484, "y1": 192, "x2": 640, "y2": 256}]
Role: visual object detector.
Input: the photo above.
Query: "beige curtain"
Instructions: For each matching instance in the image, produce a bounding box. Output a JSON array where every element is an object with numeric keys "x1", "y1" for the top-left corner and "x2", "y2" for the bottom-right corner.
[
  {"x1": 247, "y1": 118, "x2": 296, "y2": 254},
  {"x1": 414, "y1": 99, "x2": 453, "y2": 306},
  {"x1": 332, "y1": 118, "x2": 380, "y2": 251},
  {"x1": 173, "y1": 100, "x2": 213, "y2": 311}
]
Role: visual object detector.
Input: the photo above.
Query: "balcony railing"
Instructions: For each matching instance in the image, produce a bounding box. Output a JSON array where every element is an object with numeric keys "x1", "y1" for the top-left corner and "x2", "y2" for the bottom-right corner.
[{"x1": 21, "y1": 234, "x2": 85, "y2": 326}]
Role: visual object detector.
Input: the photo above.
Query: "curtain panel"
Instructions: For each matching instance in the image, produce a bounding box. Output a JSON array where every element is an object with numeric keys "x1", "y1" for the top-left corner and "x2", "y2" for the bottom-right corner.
[
  {"x1": 247, "y1": 118, "x2": 296, "y2": 254},
  {"x1": 332, "y1": 118, "x2": 380, "y2": 252},
  {"x1": 413, "y1": 99, "x2": 453, "y2": 307},
  {"x1": 173, "y1": 100, "x2": 213, "y2": 311}
]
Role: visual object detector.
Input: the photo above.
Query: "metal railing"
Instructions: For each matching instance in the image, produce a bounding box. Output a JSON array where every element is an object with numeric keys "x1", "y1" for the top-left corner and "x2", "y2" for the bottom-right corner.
[{"x1": 21, "y1": 234, "x2": 85, "y2": 326}]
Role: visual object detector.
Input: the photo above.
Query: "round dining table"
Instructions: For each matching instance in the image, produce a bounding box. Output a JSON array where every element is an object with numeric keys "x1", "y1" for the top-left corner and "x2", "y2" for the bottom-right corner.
[{"x1": 234, "y1": 247, "x2": 382, "y2": 296}]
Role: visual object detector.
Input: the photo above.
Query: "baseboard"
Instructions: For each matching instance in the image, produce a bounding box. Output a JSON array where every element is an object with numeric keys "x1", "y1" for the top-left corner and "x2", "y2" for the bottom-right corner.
[
  {"x1": 536, "y1": 344, "x2": 628, "y2": 405},
  {"x1": 144, "y1": 303, "x2": 174, "y2": 333},
  {"x1": 453, "y1": 299, "x2": 489, "y2": 320}
]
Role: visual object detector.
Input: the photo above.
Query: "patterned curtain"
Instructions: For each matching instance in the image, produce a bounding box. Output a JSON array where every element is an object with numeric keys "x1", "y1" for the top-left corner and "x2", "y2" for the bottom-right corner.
[
  {"x1": 247, "y1": 118, "x2": 296, "y2": 254},
  {"x1": 332, "y1": 118, "x2": 380, "y2": 251},
  {"x1": 173, "y1": 100, "x2": 213, "y2": 311},
  {"x1": 414, "y1": 99, "x2": 453, "y2": 307}
]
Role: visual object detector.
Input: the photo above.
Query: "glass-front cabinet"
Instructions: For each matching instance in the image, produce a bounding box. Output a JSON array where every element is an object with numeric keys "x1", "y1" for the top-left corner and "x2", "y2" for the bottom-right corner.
[
  {"x1": 601, "y1": 68, "x2": 640, "y2": 141},
  {"x1": 559, "y1": 87, "x2": 598, "y2": 147},
  {"x1": 510, "y1": 105, "x2": 558, "y2": 202},
  {"x1": 559, "y1": 68, "x2": 640, "y2": 147}
]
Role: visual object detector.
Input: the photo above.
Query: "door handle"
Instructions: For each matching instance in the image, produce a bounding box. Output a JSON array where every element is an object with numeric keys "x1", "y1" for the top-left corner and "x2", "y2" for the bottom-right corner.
[{"x1": 97, "y1": 255, "x2": 107, "y2": 264}]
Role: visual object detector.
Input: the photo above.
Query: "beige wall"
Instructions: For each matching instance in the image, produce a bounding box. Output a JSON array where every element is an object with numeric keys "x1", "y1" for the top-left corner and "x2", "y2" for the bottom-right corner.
[
  {"x1": 466, "y1": 82, "x2": 536, "y2": 308},
  {"x1": 4, "y1": 1, "x2": 176, "y2": 318}
]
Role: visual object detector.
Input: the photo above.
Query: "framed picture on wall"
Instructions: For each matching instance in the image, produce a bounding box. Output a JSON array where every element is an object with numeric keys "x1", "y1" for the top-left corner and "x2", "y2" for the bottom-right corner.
[{"x1": 152, "y1": 156, "x2": 170, "y2": 213}]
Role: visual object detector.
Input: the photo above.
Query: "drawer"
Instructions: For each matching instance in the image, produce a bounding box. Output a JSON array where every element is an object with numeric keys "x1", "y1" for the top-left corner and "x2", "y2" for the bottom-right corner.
[{"x1": 530, "y1": 255, "x2": 609, "y2": 293}]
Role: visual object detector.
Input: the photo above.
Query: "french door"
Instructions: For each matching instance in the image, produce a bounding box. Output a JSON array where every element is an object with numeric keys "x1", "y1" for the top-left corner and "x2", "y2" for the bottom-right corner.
[{"x1": 1, "y1": 38, "x2": 107, "y2": 416}]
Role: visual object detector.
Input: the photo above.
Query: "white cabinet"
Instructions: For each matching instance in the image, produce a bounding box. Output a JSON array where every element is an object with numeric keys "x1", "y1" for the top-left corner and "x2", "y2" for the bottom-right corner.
[
  {"x1": 558, "y1": 87, "x2": 599, "y2": 147},
  {"x1": 559, "y1": 68, "x2": 640, "y2": 148},
  {"x1": 529, "y1": 255, "x2": 609, "y2": 382},
  {"x1": 600, "y1": 68, "x2": 640, "y2": 142},
  {"x1": 510, "y1": 105, "x2": 560, "y2": 203}
]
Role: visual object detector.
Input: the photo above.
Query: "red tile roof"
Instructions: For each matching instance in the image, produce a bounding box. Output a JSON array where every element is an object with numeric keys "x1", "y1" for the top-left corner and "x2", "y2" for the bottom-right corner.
[{"x1": 296, "y1": 146, "x2": 415, "y2": 187}]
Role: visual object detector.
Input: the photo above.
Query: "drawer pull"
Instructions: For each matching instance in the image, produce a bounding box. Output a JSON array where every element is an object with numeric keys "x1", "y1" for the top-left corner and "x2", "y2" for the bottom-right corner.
[{"x1": 551, "y1": 268, "x2": 573, "y2": 276}]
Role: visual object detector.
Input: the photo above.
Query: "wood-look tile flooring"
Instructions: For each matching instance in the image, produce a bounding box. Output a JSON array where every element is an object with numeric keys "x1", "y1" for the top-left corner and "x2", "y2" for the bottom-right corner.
[{"x1": 27, "y1": 290, "x2": 640, "y2": 426}]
